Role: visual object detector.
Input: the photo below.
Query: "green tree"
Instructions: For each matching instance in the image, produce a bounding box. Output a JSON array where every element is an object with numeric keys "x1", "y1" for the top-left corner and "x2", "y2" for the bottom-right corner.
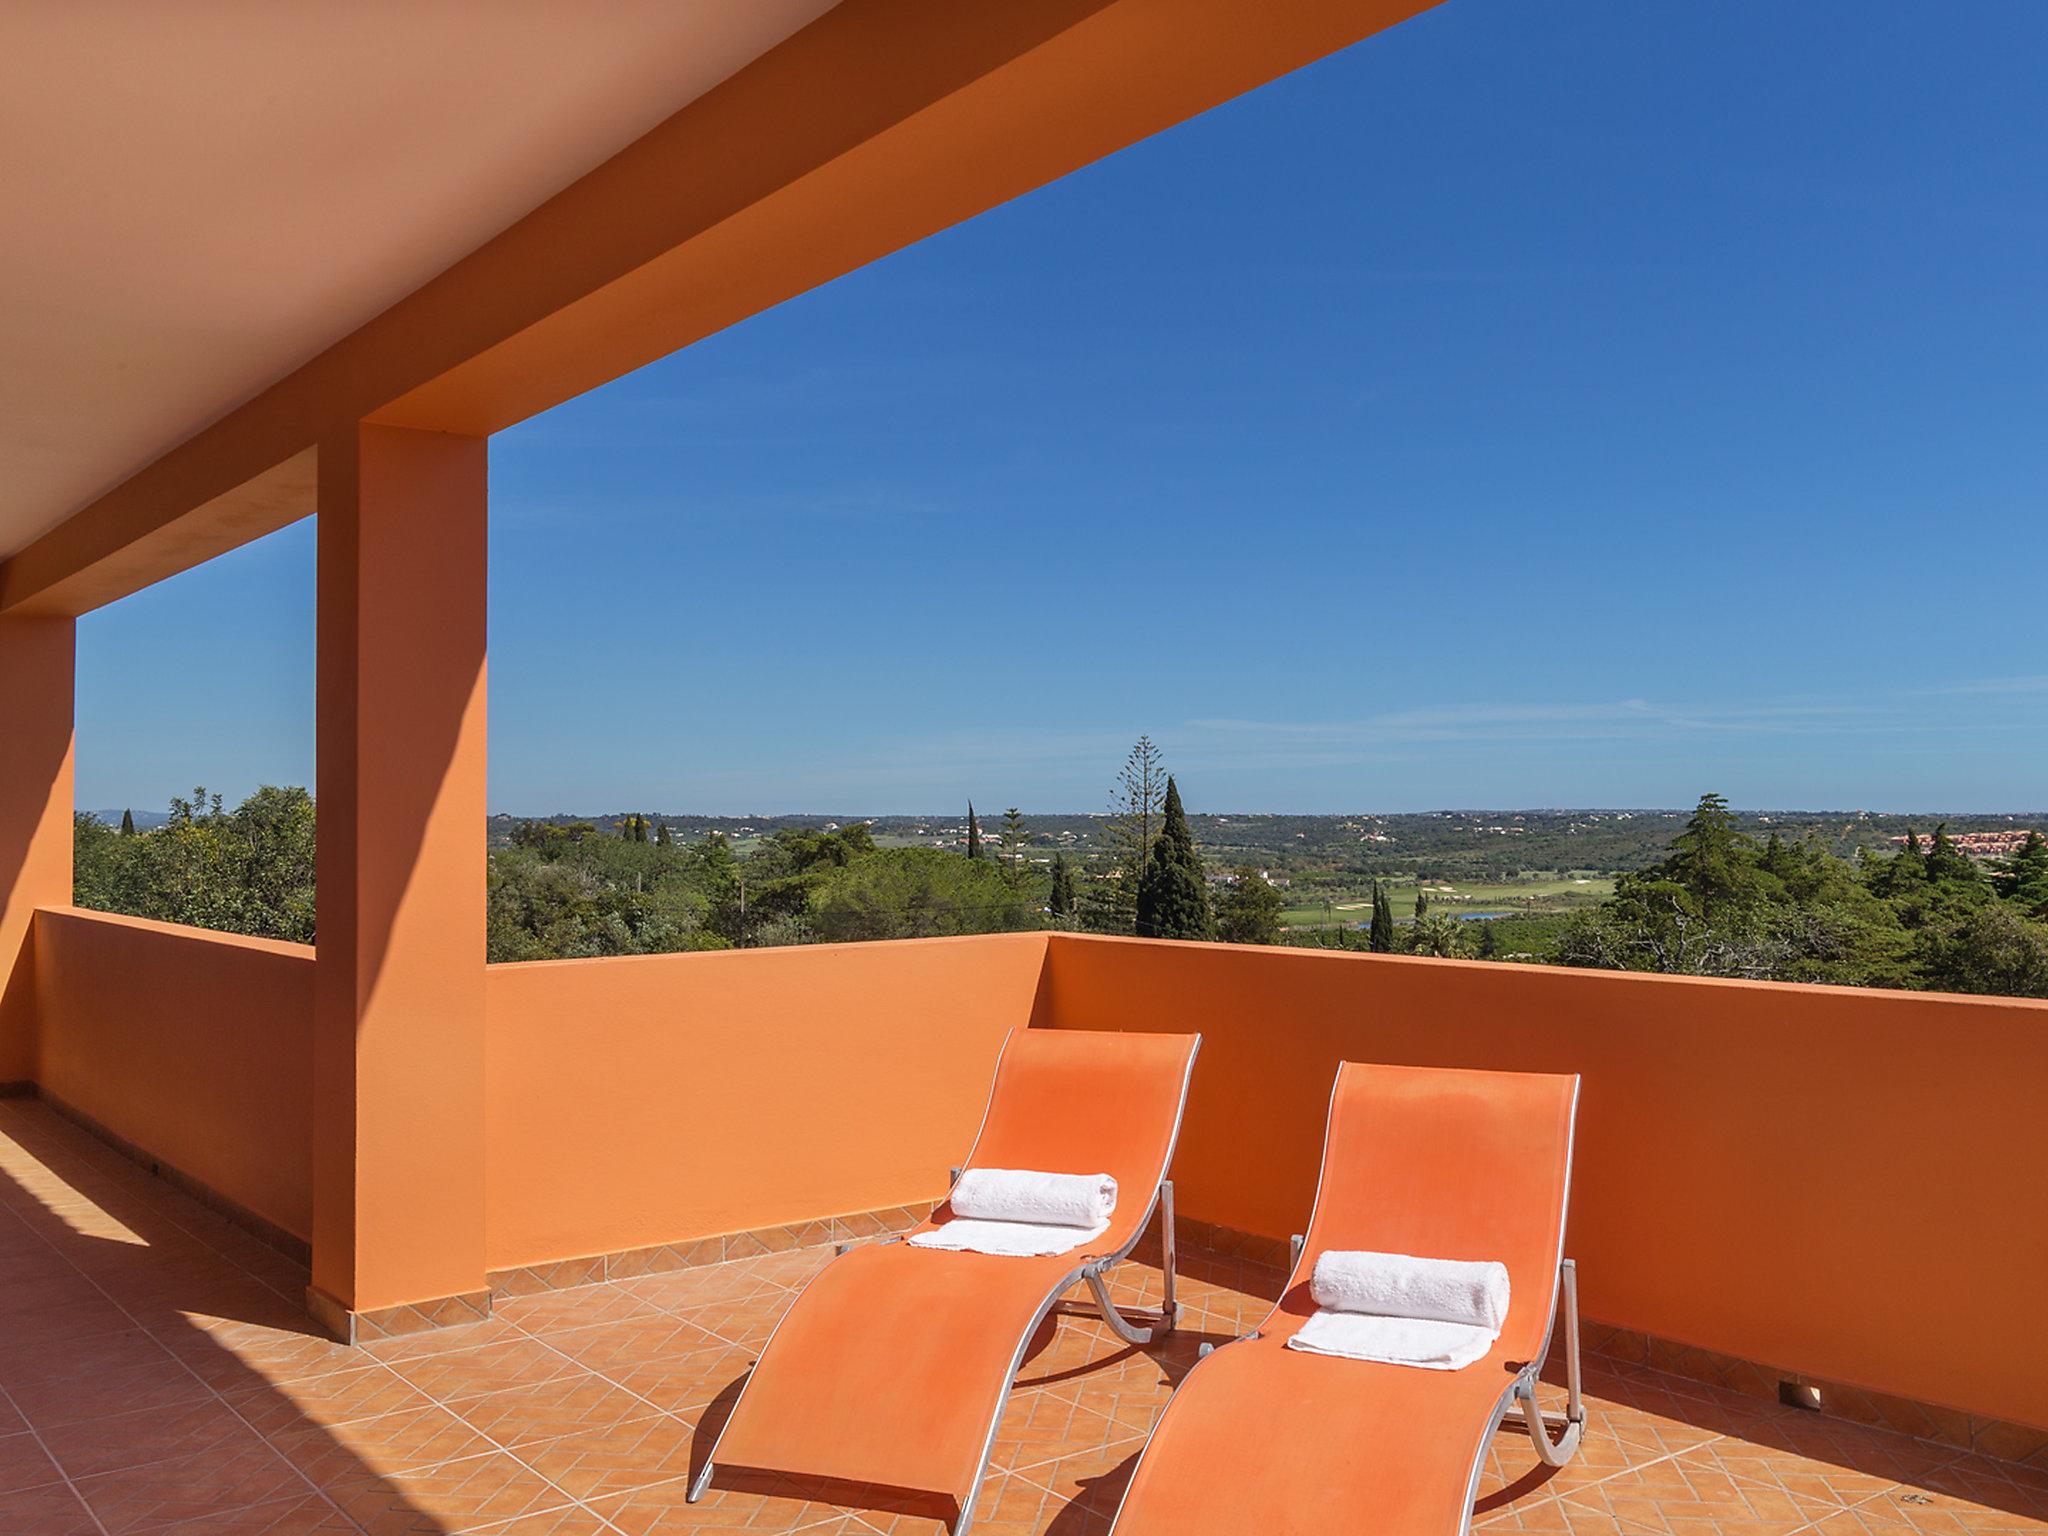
[
  {"x1": 965, "y1": 803, "x2": 983, "y2": 860},
  {"x1": 1922, "y1": 824, "x2": 1981, "y2": 889},
  {"x1": 1089, "y1": 735, "x2": 1167, "y2": 935},
  {"x1": 1001, "y1": 807, "x2": 1028, "y2": 884},
  {"x1": 1916, "y1": 904, "x2": 2048, "y2": 998},
  {"x1": 656, "y1": 822, "x2": 672, "y2": 848},
  {"x1": 1664, "y1": 792, "x2": 1748, "y2": 917},
  {"x1": 1410, "y1": 911, "x2": 1467, "y2": 959},
  {"x1": 1557, "y1": 794, "x2": 1910, "y2": 985},
  {"x1": 1047, "y1": 851, "x2": 1076, "y2": 922},
  {"x1": 809, "y1": 848, "x2": 1039, "y2": 943},
  {"x1": 75, "y1": 786, "x2": 317, "y2": 944},
  {"x1": 1215, "y1": 866, "x2": 1284, "y2": 945},
  {"x1": 119, "y1": 808, "x2": 135, "y2": 837},
  {"x1": 1369, "y1": 881, "x2": 1395, "y2": 953},
  {"x1": 1413, "y1": 887, "x2": 1429, "y2": 923},
  {"x1": 1872, "y1": 831, "x2": 1925, "y2": 898},
  {"x1": 1475, "y1": 922, "x2": 1502, "y2": 960},
  {"x1": 1134, "y1": 777, "x2": 1213, "y2": 940},
  {"x1": 1996, "y1": 830, "x2": 2048, "y2": 918}
]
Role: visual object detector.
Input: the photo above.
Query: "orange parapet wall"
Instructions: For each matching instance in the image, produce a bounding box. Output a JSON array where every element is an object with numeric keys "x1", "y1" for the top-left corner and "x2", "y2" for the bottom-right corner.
[
  {"x1": 1035, "y1": 934, "x2": 2048, "y2": 1433},
  {"x1": 32, "y1": 907, "x2": 316, "y2": 1243},
  {"x1": 481, "y1": 933, "x2": 1049, "y2": 1273}
]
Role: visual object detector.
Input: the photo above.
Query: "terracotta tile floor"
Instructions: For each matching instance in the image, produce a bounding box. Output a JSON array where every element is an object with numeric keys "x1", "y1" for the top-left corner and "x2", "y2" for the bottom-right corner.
[{"x1": 4, "y1": 1101, "x2": 2046, "y2": 1536}]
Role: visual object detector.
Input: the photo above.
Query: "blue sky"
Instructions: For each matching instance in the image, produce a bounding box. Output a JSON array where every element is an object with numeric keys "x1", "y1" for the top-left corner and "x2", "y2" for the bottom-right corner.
[{"x1": 77, "y1": 0, "x2": 2048, "y2": 816}]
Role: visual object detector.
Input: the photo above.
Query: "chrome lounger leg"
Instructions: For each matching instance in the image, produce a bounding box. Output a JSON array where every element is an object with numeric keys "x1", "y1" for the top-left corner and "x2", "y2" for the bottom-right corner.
[
  {"x1": 1511, "y1": 1258, "x2": 1586, "y2": 1467},
  {"x1": 1051, "y1": 1180, "x2": 1179, "y2": 1344}
]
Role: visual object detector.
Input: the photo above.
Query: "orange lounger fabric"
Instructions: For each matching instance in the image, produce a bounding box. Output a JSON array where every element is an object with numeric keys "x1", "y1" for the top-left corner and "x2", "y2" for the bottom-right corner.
[
  {"x1": 1109, "y1": 1061, "x2": 1580, "y2": 1536},
  {"x1": 708, "y1": 1026, "x2": 1201, "y2": 1504}
]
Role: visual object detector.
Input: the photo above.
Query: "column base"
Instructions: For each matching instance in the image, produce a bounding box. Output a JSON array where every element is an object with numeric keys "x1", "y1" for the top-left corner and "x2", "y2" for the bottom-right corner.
[{"x1": 306, "y1": 1283, "x2": 493, "y2": 1346}]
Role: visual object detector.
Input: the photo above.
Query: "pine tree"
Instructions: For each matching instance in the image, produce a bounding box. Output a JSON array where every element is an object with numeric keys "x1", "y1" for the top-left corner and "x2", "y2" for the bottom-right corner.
[
  {"x1": 1092, "y1": 736, "x2": 1167, "y2": 934},
  {"x1": 1476, "y1": 921, "x2": 1501, "y2": 960},
  {"x1": 1134, "y1": 777, "x2": 1213, "y2": 940},
  {"x1": 633, "y1": 815, "x2": 649, "y2": 844},
  {"x1": 1998, "y1": 830, "x2": 2048, "y2": 917},
  {"x1": 1414, "y1": 888, "x2": 1430, "y2": 922},
  {"x1": 1001, "y1": 807, "x2": 1027, "y2": 882},
  {"x1": 656, "y1": 822, "x2": 672, "y2": 848},
  {"x1": 1874, "y1": 829, "x2": 1925, "y2": 896},
  {"x1": 1369, "y1": 881, "x2": 1395, "y2": 953},
  {"x1": 965, "y1": 803, "x2": 982, "y2": 860},
  {"x1": 1666, "y1": 792, "x2": 1749, "y2": 916},
  {"x1": 119, "y1": 808, "x2": 135, "y2": 837},
  {"x1": 1215, "y1": 865, "x2": 1284, "y2": 945},
  {"x1": 1923, "y1": 824, "x2": 1980, "y2": 887},
  {"x1": 1048, "y1": 851, "x2": 1076, "y2": 921}
]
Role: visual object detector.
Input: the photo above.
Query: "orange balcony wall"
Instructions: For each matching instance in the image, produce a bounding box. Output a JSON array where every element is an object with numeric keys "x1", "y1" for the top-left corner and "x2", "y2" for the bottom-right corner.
[
  {"x1": 1033, "y1": 932, "x2": 2048, "y2": 1437},
  {"x1": 481, "y1": 934, "x2": 1046, "y2": 1274},
  {"x1": 32, "y1": 908, "x2": 315, "y2": 1247}
]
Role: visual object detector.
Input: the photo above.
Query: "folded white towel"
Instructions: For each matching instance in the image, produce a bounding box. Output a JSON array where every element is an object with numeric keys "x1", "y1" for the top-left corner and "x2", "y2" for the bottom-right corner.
[
  {"x1": 949, "y1": 1168, "x2": 1117, "y2": 1229},
  {"x1": 1285, "y1": 1310, "x2": 1498, "y2": 1370},
  {"x1": 907, "y1": 1217, "x2": 1110, "y2": 1257},
  {"x1": 1311, "y1": 1250, "x2": 1510, "y2": 1332}
]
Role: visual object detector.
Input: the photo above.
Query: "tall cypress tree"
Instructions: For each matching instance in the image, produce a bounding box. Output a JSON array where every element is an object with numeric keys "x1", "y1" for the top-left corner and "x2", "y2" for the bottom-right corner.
[
  {"x1": 1134, "y1": 777, "x2": 1213, "y2": 939},
  {"x1": 1369, "y1": 880, "x2": 1395, "y2": 953},
  {"x1": 1095, "y1": 736, "x2": 1166, "y2": 935},
  {"x1": 965, "y1": 803, "x2": 982, "y2": 860},
  {"x1": 656, "y1": 822, "x2": 672, "y2": 848},
  {"x1": 119, "y1": 808, "x2": 136, "y2": 837},
  {"x1": 1048, "y1": 851, "x2": 1076, "y2": 921}
]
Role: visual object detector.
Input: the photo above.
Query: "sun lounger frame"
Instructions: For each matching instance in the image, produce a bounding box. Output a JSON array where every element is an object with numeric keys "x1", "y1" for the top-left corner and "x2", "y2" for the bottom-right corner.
[
  {"x1": 1146, "y1": 1066, "x2": 1583, "y2": 1536},
  {"x1": 691, "y1": 1032, "x2": 1199, "y2": 1535}
]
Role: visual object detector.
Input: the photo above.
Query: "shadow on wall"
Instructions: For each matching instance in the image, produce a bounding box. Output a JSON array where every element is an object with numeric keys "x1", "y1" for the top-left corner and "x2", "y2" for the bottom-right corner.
[{"x1": 0, "y1": 615, "x2": 74, "y2": 1086}]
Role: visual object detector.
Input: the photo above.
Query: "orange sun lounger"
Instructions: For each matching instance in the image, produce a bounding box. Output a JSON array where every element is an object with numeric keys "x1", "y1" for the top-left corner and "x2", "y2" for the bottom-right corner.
[
  {"x1": 1108, "y1": 1061, "x2": 1585, "y2": 1536},
  {"x1": 694, "y1": 1026, "x2": 1202, "y2": 1533}
]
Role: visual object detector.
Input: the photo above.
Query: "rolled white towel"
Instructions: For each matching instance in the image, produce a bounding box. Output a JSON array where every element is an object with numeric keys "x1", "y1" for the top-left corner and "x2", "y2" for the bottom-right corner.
[
  {"x1": 1311, "y1": 1250, "x2": 1510, "y2": 1333},
  {"x1": 949, "y1": 1168, "x2": 1117, "y2": 1229}
]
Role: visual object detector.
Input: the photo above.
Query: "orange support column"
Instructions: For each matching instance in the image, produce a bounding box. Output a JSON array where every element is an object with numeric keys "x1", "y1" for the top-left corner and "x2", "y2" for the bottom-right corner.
[
  {"x1": 0, "y1": 616, "x2": 74, "y2": 1089},
  {"x1": 311, "y1": 424, "x2": 489, "y2": 1340}
]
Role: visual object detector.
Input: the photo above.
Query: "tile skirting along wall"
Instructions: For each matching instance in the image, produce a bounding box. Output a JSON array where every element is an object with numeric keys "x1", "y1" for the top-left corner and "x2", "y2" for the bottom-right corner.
[
  {"x1": 485, "y1": 1200, "x2": 940, "y2": 1298},
  {"x1": 33, "y1": 1085, "x2": 312, "y2": 1266}
]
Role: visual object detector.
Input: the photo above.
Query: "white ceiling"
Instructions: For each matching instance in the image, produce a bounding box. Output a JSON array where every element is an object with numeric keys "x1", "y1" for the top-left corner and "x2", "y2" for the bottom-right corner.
[{"x1": 0, "y1": 0, "x2": 841, "y2": 561}]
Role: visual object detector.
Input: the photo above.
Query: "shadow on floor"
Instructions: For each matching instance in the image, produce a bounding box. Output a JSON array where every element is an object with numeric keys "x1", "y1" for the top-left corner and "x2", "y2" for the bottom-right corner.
[{"x1": 0, "y1": 1100, "x2": 436, "y2": 1532}]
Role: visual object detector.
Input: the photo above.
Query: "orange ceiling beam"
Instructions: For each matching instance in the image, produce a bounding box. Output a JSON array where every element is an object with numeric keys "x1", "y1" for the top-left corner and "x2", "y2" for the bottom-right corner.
[{"x1": 0, "y1": 0, "x2": 1436, "y2": 617}]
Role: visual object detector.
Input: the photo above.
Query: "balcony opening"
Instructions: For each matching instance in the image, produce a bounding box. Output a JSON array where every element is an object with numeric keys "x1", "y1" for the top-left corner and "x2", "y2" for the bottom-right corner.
[{"x1": 72, "y1": 518, "x2": 315, "y2": 945}]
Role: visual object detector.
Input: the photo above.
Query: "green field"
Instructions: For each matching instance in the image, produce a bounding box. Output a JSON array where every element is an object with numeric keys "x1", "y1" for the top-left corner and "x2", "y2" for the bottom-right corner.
[{"x1": 1280, "y1": 874, "x2": 1614, "y2": 930}]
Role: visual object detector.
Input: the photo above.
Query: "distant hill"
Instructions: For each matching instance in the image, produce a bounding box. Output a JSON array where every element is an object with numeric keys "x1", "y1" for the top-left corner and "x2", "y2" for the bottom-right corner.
[{"x1": 487, "y1": 808, "x2": 2046, "y2": 879}]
